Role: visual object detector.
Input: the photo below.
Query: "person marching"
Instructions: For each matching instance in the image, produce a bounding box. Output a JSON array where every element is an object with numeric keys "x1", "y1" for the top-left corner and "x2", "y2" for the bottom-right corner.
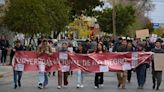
[
  {"x1": 57, "y1": 43, "x2": 70, "y2": 89},
  {"x1": 48, "y1": 40, "x2": 56, "y2": 77},
  {"x1": 116, "y1": 39, "x2": 127, "y2": 89},
  {"x1": 135, "y1": 44, "x2": 149, "y2": 89},
  {"x1": 13, "y1": 40, "x2": 25, "y2": 89},
  {"x1": 94, "y1": 42, "x2": 105, "y2": 88},
  {"x1": 126, "y1": 42, "x2": 136, "y2": 83},
  {"x1": 37, "y1": 39, "x2": 52, "y2": 89},
  {"x1": 75, "y1": 43, "x2": 87, "y2": 88},
  {"x1": 151, "y1": 40, "x2": 164, "y2": 90}
]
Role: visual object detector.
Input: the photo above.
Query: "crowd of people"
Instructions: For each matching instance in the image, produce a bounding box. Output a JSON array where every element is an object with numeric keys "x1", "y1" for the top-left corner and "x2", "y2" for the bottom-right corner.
[{"x1": 0, "y1": 35, "x2": 164, "y2": 91}]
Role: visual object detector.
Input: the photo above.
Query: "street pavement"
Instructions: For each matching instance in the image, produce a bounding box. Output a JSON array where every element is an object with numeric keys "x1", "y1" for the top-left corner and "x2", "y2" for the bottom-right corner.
[{"x1": 0, "y1": 66, "x2": 164, "y2": 92}]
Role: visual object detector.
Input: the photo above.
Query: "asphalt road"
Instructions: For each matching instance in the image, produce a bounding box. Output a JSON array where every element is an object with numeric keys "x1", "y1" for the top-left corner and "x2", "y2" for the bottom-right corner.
[{"x1": 0, "y1": 67, "x2": 164, "y2": 92}]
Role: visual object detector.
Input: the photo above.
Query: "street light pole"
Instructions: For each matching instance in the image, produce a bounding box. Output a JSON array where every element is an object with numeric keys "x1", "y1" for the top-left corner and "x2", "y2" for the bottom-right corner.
[{"x1": 112, "y1": 0, "x2": 116, "y2": 36}]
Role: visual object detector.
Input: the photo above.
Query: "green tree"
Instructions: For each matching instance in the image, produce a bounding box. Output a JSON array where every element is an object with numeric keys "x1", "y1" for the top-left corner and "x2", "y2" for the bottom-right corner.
[
  {"x1": 3, "y1": 0, "x2": 70, "y2": 35},
  {"x1": 153, "y1": 27, "x2": 164, "y2": 37},
  {"x1": 68, "y1": 0, "x2": 103, "y2": 18},
  {"x1": 143, "y1": 18, "x2": 154, "y2": 33},
  {"x1": 97, "y1": 4, "x2": 136, "y2": 35}
]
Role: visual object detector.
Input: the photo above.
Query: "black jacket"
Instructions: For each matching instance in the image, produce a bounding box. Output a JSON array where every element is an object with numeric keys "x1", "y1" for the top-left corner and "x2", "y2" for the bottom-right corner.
[
  {"x1": 10, "y1": 45, "x2": 24, "y2": 57},
  {"x1": 0, "y1": 40, "x2": 9, "y2": 51},
  {"x1": 116, "y1": 45, "x2": 127, "y2": 52}
]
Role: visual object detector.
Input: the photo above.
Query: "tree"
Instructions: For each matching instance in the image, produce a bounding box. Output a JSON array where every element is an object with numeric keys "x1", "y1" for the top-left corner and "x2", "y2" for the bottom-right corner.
[
  {"x1": 68, "y1": 17, "x2": 91, "y2": 39},
  {"x1": 153, "y1": 27, "x2": 164, "y2": 37},
  {"x1": 106, "y1": 0, "x2": 154, "y2": 37},
  {"x1": 107, "y1": 0, "x2": 154, "y2": 14},
  {"x1": 68, "y1": 0, "x2": 103, "y2": 18},
  {"x1": 97, "y1": 4, "x2": 136, "y2": 35},
  {"x1": 143, "y1": 18, "x2": 154, "y2": 33},
  {"x1": 3, "y1": 0, "x2": 70, "y2": 35}
]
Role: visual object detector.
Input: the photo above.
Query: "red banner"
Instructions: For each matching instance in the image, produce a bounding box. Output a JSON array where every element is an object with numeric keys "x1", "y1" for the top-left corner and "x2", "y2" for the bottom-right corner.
[{"x1": 12, "y1": 51, "x2": 153, "y2": 72}]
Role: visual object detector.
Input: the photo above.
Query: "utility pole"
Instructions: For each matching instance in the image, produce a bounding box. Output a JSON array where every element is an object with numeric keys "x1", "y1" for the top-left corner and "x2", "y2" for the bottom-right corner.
[{"x1": 112, "y1": 0, "x2": 116, "y2": 36}]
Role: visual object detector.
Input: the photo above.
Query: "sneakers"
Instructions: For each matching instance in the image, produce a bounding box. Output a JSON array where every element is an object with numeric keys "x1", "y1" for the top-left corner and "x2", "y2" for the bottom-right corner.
[
  {"x1": 80, "y1": 85, "x2": 84, "y2": 88},
  {"x1": 76, "y1": 84, "x2": 80, "y2": 88},
  {"x1": 57, "y1": 86, "x2": 62, "y2": 89},
  {"x1": 57, "y1": 85, "x2": 68, "y2": 89},
  {"x1": 77, "y1": 84, "x2": 84, "y2": 88},
  {"x1": 38, "y1": 83, "x2": 43, "y2": 89},
  {"x1": 94, "y1": 86, "x2": 98, "y2": 89},
  {"x1": 14, "y1": 81, "x2": 21, "y2": 89}
]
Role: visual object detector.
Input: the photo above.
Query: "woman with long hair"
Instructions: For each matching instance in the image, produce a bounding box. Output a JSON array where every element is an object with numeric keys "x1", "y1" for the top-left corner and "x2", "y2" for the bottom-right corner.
[
  {"x1": 75, "y1": 43, "x2": 87, "y2": 88},
  {"x1": 94, "y1": 42, "x2": 105, "y2": 88}
]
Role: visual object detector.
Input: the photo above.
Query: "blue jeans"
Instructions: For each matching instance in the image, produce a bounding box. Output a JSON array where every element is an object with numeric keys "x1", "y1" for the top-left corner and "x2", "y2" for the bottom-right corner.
[
  {"x1": 77, "y1": 70, "x2": 84, "y2": 85},
  {"x1": 13, "y1": 70, "x2": 23, "y2": 86},
  {"x1": 136, "y1": 64, "x2": 147, "y2": 86},
  {"x1": 38, "y1": 72, "x2": 48, "y2": 86}
]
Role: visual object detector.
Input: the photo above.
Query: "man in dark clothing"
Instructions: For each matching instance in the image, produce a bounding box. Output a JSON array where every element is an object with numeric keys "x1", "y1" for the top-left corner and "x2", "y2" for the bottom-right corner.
[
  {"x1": 13, "y1": 40, "x2": 25, "y2": 89},
  {"x1": 0, "y1": 36, "x2": 9, "y2": 65},
  {"x1": 116, "y1": 39, "x2": 128, "y2": 89},
  {"x1": 117, "y1": 39, "x2": 127, "y2": 52},
  {"x1": 10, "y1": 41, "x2": 25, "y2": 65},
  {"x1": 151, "y1": 40, "x2": 164, "y2": 90},
  {"x1": 113, "y1": 37, "x2": 123, "y2": 52}
]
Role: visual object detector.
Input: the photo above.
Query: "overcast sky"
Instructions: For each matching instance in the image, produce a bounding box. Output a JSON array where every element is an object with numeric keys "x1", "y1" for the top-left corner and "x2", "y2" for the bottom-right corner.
[
  {"x1": 148, "y1": 0, "x2": 164, "y2": 23},
  {"x1": 96, "y1": 0, "x2": 164, "y2": 23}
]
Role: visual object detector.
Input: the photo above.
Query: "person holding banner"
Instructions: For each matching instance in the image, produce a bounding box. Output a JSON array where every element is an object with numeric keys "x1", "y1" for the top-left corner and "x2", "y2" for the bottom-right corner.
[
  {"x1": 126, "y1": 42, "x2": 136, "y2": 83},
  {"x1": 57, "y1": 43, "x2": 70, "y2": 89},
  {"x1": 13, "y1": 40, "x2": 25, "y2": 89},
  {"x1": 116, "y1": 39, "x2": 127, "y2": 89},
  {"x1": 48, "y1": 40, "x2": 56, "y2": 77},
  {"x1": 151, "y1": 40, "x2": 164, "y2": 90},
  {"x1": 94, "y1": 42, "x2": 105, "y2": 88},
  {"x1": 37, "y1": 39, "x2": 52, "y2": 89},
  {"x1": 135, "y1": 44, "x2": 149, "y2": 89},
  {"x1": 75, "y1": 43, "x2": 87, "y2": 88}
]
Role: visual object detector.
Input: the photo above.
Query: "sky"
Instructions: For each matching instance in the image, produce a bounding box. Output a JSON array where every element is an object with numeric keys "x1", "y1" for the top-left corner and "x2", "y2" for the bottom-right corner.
[
  {"x1": 95, "y1": 0, "x2": 164, "y2": 24},
  {"x1": 148, "y1": 0, "x2": 164, "y2": 23}
]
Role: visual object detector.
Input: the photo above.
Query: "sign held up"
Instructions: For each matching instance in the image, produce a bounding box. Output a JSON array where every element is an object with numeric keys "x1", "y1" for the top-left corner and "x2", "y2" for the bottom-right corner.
[
  {"x1": 154, "y1": 54, "x2": 164, "y2": 71},
  {"x1": 136, "y1": 29, "x2": 149, "y2": 38}
]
